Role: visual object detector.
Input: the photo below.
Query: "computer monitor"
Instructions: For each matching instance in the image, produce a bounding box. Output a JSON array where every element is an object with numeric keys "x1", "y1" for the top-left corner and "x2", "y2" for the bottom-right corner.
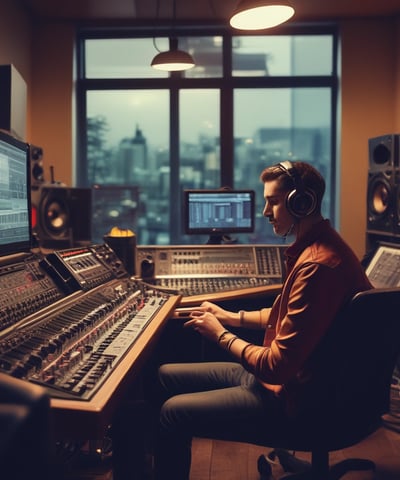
[
  {"x1": 0, "y1": 130, "x2": 31, "y2": 257},
  {"x1": 365, "y1": 243, "x2": 400, "y2": 288},
  {"x1": 183, "y1": 189, "x2": 255, "y2": 237}
]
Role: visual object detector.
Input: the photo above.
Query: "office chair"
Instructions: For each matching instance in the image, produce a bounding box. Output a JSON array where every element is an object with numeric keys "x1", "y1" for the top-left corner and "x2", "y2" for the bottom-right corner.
[
  {"x1": 0, "y1": 373, "x2": 52, "y2": 480},
  {"x1": 254, "y1": 287, "x2": 400, "y2": 480}
]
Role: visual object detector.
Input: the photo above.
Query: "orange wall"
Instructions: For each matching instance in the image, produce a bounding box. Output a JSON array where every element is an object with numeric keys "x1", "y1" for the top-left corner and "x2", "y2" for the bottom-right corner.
[
  {"x1": 1, "y1": 3, "x2": 400, "y2": 257},
  {"x1": 340, "y1": 19, "x2": 400, "y2": 258},
  {"x1": 30, "y1": 21, "x2": 75, "y2": 185}
]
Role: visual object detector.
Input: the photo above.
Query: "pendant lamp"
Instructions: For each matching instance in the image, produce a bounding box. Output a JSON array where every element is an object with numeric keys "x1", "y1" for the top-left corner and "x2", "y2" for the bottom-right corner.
[
  {"x1": 150, "y1": 0, "x2": 195, "y2": 72},
  {"x1": 151, "y1": 37, "x2": 195, "y2": 71},
  {"x1": 230, "y1": 0, "x2": 295, "y2": 30}
]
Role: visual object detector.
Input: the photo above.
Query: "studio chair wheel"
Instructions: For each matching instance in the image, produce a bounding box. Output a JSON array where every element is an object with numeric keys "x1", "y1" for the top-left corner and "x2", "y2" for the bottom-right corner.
[
  {"x1": 257, "y1": 453, "x2": 273, "y2": 480},
  {"x1": 258, "y1": 449, "x2": 311, "y2": 479},
  {"x1": 258, "y1": 449, "x2": 376, "y2": 480}
]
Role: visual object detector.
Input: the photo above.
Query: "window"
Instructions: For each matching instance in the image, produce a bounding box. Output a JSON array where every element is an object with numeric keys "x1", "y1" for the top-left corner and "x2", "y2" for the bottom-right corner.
[
  {"x1": 234, "y1": 87, "x2": 332, "y2": 243},
  {"x1": 77, "y1": 26, "x2": 338, "y2": 246}
]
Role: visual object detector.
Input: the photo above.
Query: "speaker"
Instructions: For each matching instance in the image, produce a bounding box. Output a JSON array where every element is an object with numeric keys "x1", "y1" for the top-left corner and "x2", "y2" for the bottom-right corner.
[
  {"x1": 368, "y1": 134, "x2": 400, "y2": 173},
  {"x1": 29, "y1": 145, "x2": 44, "y2": 186},
  {"x1": 366, "y1": 134, "x2": 400, "y2": 237},
  {"x1": 33, "y1": 186, "x2": 92, "y2": 249},
  {"x1": 366, "y1": 134, "x2": 400, "y2": 254},
  {"x1": 366, "y1": 171, "x2": 395, "y2": 235},
  {"x1": 394, "y1": 172, "x2": 400, "y2": 236},
  {"x1": 278, "y1": 161, "x2": 317, "y2": 218}
]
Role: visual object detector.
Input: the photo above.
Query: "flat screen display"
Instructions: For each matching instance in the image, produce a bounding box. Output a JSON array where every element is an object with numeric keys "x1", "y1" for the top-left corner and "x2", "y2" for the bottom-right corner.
[
  {"x1": 183, "y1": 189, "x2": 255, "y2": 235},
  {"x1": 0, "y1": 130, "x2": 31, "y2": 256},
  {"x1": 365, "y1": 244, "x2": 400, "y2": 288}
]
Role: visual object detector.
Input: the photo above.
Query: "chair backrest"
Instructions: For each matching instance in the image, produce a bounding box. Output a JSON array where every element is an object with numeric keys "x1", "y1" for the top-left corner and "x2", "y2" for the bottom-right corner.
[
  {"x1": 309, "y1": 287, "x2": 400, "y2": 444},
  {"x1": 339, "y1": 288, "x2": 400, "y2": 411},
  {"x1": 255, "y1": 288, "x2": 400, "y2": 452},
  {"x1": 0, "y1": 373, "x2": 51, "y2": 480}
]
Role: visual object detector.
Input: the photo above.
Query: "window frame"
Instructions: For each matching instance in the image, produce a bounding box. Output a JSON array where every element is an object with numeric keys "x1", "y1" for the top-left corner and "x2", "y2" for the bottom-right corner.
[{"x1": 76, "y1": 23, "x2": 339, "y2": 244}]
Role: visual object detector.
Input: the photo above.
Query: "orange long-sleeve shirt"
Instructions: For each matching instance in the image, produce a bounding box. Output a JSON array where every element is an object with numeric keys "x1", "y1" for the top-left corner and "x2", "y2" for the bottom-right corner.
[{"x1": 242, "y1": 219, "x2": 373, "y2": 415}]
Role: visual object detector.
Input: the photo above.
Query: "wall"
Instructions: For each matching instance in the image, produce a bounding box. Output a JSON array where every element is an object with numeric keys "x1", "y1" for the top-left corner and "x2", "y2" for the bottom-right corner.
[
  {"x1": 1, "y1": 4, "x2": 400, "y2": 257},
  {"x1": 340, "y1": 18, "x2": 400, "y2": 258},
  {"x1": 30, "y1": 21, "x2": 75, "y2": 185}
]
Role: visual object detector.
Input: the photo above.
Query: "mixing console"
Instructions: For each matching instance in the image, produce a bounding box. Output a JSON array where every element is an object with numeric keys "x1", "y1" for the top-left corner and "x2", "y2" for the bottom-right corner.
[
  {"x1": 137, "y1": 244, "x2": 285, "y2": 296},
  {"x1": 0, "y1": 253, "x2": 65, "y2": 333},
  {"x1": 149, "y1": 275, "x2": 279, "y2": 297},
  {"x1": 0, "y1": 244, "x2": 180, "y2": 402},
  {"x1": 0, "y1": 241, "x2": 284, "y2": 435},
  {"x1": 0, "y1": 278, "x2": 175, "y2": 400}
]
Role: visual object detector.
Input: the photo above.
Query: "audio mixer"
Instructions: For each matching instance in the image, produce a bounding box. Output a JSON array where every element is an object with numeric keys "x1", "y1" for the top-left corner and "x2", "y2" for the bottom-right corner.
[
  {"x1": 136, "y1": 244, "x2": 285, "y2": 296},
  {"x1": 0, "y1": 242, "x2": 285, "y2": 438},
  {"x1": 0, "y1": 244, "x2": 180, "y2": 402}
]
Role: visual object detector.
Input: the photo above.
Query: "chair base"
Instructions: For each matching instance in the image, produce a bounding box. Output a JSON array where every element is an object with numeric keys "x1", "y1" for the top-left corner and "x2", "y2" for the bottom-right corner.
[{"x1": 257, "y1": 449, "x2": 376, "y2": 480}]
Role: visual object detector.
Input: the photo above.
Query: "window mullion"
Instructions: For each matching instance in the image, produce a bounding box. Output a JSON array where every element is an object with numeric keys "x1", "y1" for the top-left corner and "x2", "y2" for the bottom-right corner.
[{"x1": 170, "y1": 85, "x2": 180, "y2": 244}]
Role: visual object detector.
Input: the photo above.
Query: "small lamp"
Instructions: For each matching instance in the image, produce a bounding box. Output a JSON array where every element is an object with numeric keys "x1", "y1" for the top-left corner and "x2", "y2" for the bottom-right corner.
[
  {"x1": 151, "y1": 37, "x2": 195, "y2": 72},
  {"x1": 230, "y1": 0, "x2": 295, "y2": 30}
]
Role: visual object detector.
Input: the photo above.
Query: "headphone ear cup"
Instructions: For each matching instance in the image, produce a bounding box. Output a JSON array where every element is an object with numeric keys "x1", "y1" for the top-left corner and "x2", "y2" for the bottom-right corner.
[{"x1": 286, "y1": 188, "x2": 317, "y2": 218}]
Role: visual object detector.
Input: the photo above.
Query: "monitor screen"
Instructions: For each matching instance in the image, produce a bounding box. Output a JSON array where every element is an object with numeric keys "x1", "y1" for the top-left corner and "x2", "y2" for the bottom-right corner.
[
  {"x1": 0, "y1": 130, "x2": 31, "y2": 256},
  {"x1": 183, "y1": 189, "x2": 255, "y2": 235},
  {"x1": 365, "y1": 244, "x2": 400, "y2": 288}
]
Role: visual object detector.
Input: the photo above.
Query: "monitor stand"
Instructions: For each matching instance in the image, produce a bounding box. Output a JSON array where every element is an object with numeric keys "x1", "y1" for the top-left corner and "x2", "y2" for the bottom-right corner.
[{"x1": 206, "y1": 235, "x2": 237, "y2": 245}]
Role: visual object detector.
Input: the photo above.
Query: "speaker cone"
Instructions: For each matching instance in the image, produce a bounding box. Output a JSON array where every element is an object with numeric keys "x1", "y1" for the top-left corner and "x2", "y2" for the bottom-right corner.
[
  {"x1": 371, "y1": 181, "x2": 390, "y2": 215},
  {"x1": 367, "y1": 173, "x2": 394, "y2": 234},
  {"x1": 44, "y1": 200, "x2": 69, "y2": 234}
]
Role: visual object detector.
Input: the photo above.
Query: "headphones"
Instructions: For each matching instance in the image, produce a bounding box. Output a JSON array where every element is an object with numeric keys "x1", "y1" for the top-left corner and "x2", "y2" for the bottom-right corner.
[{"x1": 277, "y1": 161, "x2": 317, "y2": 218}]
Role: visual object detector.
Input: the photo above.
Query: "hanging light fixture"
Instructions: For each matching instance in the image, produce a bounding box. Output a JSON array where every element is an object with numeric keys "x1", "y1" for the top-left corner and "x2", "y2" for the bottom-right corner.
[
  {"x1": 230, "y1": 0, "x2": 295, "y2": 30},
  {"x1": 151, "y1": 37, "x2": 195, "y2": 71},
  {"x1": 150, "y1": 0, "x2": 195, "y2": 72}
]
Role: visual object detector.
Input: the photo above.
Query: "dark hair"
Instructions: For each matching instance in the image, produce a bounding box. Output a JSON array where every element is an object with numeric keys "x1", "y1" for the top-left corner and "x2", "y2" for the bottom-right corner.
[{"x1": 260, "y1": 161, "x2": 325, "y2": 215}]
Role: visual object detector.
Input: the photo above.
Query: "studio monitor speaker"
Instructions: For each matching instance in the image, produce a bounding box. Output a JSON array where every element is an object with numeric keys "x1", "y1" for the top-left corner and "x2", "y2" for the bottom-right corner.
[
  {"x1": 33, "y1": 186, "x2": 92, "y2": 249},
  {"x1": 368, "y1": 134, "x2": 400, "y2": 173},
  {"x1": 366, "y1": 171, "x2": 395, "y2": 235},
  {"x1": 29, "y1": 145, "x2": 44, "y2": 186},
  {"x1": 367, "y1": 134, "x2": 400, "y2": 237}
]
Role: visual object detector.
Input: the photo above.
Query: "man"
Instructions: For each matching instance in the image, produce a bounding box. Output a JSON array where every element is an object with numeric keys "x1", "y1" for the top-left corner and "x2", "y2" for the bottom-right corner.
[{"x1": 152, "y1": 161, "x2": 373, "y2": 479}]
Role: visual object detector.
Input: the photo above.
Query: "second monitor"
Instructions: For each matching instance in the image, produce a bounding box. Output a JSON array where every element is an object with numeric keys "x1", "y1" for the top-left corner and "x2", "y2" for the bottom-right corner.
[{"x1": 183, "y1": 189, "x2": 255, "y2": 243}]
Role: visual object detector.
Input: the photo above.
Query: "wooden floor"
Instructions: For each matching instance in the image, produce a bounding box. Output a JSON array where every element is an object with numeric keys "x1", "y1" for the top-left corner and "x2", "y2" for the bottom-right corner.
[
  {"x1": 61, "y1": 419, "x2": 400, "y2": 479},
  {"x1": 60, "y1": 381, "x2": 400, "y2": 479},
  {"x1": 191, "y1": 424, "x2": 400, "y2": 480}
]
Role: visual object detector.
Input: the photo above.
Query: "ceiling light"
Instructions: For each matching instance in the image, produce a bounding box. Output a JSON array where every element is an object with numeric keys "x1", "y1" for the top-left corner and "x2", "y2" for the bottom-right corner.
[
  {"x1": 151, "y1": 38, "x2": 195, "y2": 72},
  {"x1": 230, "y1": 0, "x2": 295, "y2": 30},
  {"x1": 151, "y1": 0, "x2": 195, "y2": 72}
]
